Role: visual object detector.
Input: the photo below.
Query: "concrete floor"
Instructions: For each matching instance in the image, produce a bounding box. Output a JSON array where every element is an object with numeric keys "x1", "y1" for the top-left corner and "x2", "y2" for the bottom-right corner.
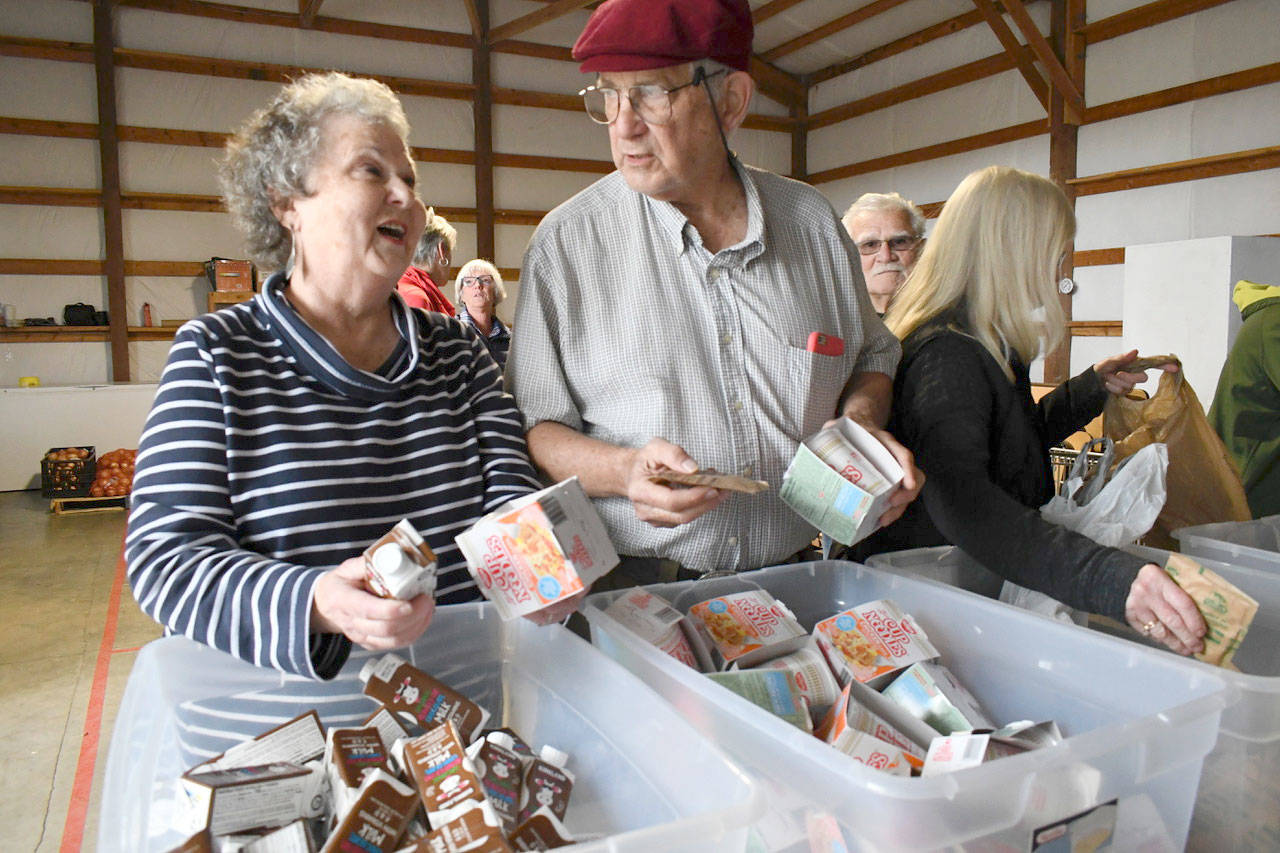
[{"x1": 0, "y1": 490, "x2": 161, "y2": 852}]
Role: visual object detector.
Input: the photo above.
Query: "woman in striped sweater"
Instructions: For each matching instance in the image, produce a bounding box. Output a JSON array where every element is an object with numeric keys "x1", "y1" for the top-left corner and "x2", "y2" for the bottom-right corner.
[{"x1": 125, "y1": 72, "x2": 542, "y2": 686}]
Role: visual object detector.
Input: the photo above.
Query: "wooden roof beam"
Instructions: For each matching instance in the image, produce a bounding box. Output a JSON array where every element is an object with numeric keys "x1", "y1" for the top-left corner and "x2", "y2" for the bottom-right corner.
[
  {"x1": 808, "y1": 8, "x2": 986, "y2": 85},
  {"x1": 1003, "y1": 0, "x2": 1082, "y2": 121},
  {"x1": 761, "y1": 0, "x2": 913, "y2": 63},
  {"x1": 1079, "y1": 0, "x2": 1234, "y2": 44},
  {"x1": 749, "y1": 55, "x2": 806, "y2": 108},
  {"x1": 297, "y1": 0, "x2": 322, "y2": 29},
  {"x1": 970, "y1": 0, "x2": 1049, "y2": 110},
  {"x1": 461, "y1": 0, "x2": 483, "y2": 41},
  {"x1": 489, "y1": 0, "x2": 592, "y2": 45},
  {"x1": 1067, "y1": 145, "x2": 1280, "y2": 195},
  {"x1": 753, "y1": 0, "x2": 807, "y2": 24}
]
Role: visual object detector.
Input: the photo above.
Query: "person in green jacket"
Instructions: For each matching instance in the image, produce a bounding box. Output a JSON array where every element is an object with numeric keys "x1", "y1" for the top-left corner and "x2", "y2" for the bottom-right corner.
[{"x1": 1209, "y1": 280, "x2": 1280, "y2": 518}]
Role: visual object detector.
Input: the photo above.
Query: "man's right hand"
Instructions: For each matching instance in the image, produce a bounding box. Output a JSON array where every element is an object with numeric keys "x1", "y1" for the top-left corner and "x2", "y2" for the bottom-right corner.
[{"x1": 625, "y1": 438, "x2": 729, "y2": 527}]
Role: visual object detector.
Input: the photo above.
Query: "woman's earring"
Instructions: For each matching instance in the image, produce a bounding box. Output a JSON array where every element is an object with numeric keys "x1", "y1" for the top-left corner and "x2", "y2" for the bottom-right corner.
[{"x1": 286, "y1": 238, "x2": 296, "y2": 278}]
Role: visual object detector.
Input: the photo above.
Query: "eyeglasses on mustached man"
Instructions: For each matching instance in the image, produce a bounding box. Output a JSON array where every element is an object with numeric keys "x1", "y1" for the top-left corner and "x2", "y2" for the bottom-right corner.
[{"x1": 855, "y1": 235, "x2": 920, "y2": 256}]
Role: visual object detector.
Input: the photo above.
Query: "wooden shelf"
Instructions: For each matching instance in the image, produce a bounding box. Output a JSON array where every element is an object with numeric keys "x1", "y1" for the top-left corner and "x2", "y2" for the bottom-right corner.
[{"x1": 0, "y1": 325, "x2": 179, "y2": 342}]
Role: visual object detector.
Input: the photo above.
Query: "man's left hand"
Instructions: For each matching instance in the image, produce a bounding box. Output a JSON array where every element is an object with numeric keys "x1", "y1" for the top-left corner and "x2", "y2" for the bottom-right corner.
[{"x1": 821, "y1": 417, "x2": 924, "y2": 527}]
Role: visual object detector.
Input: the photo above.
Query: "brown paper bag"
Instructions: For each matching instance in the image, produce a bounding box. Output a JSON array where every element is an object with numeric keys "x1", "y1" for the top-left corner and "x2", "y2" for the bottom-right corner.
[{"x1": 1103, "y1": 358, "x2": 1251, "y2": 549}]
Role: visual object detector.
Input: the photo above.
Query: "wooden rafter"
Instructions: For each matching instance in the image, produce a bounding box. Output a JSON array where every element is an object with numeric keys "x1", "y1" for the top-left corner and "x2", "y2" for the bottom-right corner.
[
  {"x1": 461, "y1": 0, "x2": 483, "y2": 41},
  {"x1": 1068, "y1": 145, "x2": 1280, "y2": 196},
  {"x1": 488, "y1": 0, "x2": 592, "y2": 45},
  {"x1": 0, "y1": 258, "x2": 528, "y2": 282},
  {"x1": 807, "y1": 119, "x2": 1045, "y2": 184},
  {"x1": 473, "y1": 0, "x2": 495, "y2": 260},
  {"x1": 1043, "y1": 0, "x2": 1083, "y2": 384},
  {"x1": 761, "y1": 0, "x2": 912, "y2": 63},
  {"x1": 0, "y1": 117, "x2": 615, "y2": 172},
  {"x1": 808, "y1": 8, "x2": 986, "y2": 85},
  {"x1": 103, "y1": 0, "x2": 470, "y2": 49},
  {"x1": 970, "y1": 0, "x2": 1049, "y2": 109},
  {"x1": 748, "y1": 56, "x2": 806, "y2": 107},
  {"x1": 92, "y1": 0, "x2": 130, "y2": 383},
  {"x1": 0, "y1": 186, "x2": 550, "y2": 224},
  {"x1": 753, "y1": 0, "x2": 808, "y2": 24},
  {"x1": 297, "y1": 0, "x2": 322, "y2": 28},
  {"x1": 66, "y1": 0, "x2": 804, "y2": 108},
  {"x1": 810, "y1": 0, "x2": 1219, "y2": 86},
  {"x1": 1084, "y1": 61, "x2": 1280, "y2": 124},
  {"x1": 1079, "y1": 0, "x2": 1234, "y2": 43},
  {"x1": 808, "y1": 52, "x2": 1015, "y2": 130},
  {"x1": 1004, "y1": 0, "x2": 1082, "y2": 119}
]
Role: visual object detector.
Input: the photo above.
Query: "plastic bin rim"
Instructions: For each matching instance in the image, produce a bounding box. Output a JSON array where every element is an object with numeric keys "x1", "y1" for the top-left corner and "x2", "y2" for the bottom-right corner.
[
  {"x1": 120, "y1": 617, "x2": 772, "y2": 845},
  {"x1": 583, "y1": 594, "x2": 1230, "y2": 795},
  {"x1": 1172, "y1": 518, "x2": 1280, "y2": 559},
  {"x1": 871, "y1": 546, "x2": 1280, "y2": 697},
  {"x1": 586, "y1": 558, "x2": 1233, "y2": 788}
]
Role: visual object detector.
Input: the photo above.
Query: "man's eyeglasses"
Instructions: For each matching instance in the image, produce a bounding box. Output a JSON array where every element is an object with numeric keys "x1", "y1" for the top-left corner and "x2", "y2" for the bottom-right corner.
[
  {"x1": 579, "y1": 67, "x2": 727, "y2": 126},
  {"x1": 460, "y1": 275, "x2": 495, "y2": 289},
  {"x1": 855, "y1": 235, "x2": 920, "y2": 256}
]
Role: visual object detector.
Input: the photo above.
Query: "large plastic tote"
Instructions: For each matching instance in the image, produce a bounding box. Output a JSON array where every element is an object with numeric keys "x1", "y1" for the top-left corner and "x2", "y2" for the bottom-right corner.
[
  {"x1": 1173, "y1": 515, "x2": 1280, "y2": 573},
  {"x1": 98, "y1": 602, "x2": 763, "y2": 852},
  {"x1": 868, "y1": 543, "x2": 1280, "y2": 850},
  {"x1": 583, "y1": 561, "x2": 1229, "y2": 852}
]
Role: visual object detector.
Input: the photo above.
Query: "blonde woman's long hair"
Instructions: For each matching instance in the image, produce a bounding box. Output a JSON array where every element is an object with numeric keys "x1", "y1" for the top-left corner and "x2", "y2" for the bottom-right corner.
[{"x1": 884, "y1": 166, "x2": 1074, "y2": 382}]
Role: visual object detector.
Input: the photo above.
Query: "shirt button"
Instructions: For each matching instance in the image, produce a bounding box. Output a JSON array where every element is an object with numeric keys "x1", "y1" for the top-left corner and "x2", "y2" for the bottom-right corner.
[
  {"x1": 722, "y1": 333, "x2": 732, "y2": 345},
  {"x1": 709, "y1": 268, "x2": 721, "y2": 281},
  {"x1": 727, "y1": 536, "x2": 738, "y2": 546},
  {"x1": 732, "y1": 399, "x2": 743, "y2": 411},
  {"x1": 742, "y1": 465, "x2": 754, "y2": 477}
]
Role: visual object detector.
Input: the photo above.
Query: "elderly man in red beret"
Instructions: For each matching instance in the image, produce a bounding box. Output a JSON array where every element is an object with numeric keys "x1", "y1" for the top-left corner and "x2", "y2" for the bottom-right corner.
[{"x1": 508, "y1": 0, "x2": 922, "y2": 588}]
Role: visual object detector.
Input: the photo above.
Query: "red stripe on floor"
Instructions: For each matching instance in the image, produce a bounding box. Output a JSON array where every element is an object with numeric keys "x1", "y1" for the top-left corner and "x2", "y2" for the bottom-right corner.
[
  {"x1": 60, "y1": 542, "x2": 127, "y2": 853},
  {"x1": 111, "y1": 646, "x2": 140, "y2": 655}
]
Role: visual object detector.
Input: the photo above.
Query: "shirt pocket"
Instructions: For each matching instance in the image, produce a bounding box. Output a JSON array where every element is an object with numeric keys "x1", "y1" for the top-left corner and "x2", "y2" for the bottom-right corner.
[{"x1": 750, "y1": 335, "x2": 856, "y2": 438}]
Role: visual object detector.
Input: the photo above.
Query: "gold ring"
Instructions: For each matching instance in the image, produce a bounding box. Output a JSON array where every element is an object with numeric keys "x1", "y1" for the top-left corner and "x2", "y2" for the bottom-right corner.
[{"x1": 1142, "y1": 619, "x2": 1158, "y2": 635}]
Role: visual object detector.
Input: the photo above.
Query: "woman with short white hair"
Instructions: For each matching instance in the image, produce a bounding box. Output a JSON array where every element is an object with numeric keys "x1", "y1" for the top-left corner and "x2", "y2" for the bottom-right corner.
[
  {"x1": 455, "y1": 258, "x2": 511, "y2": 371},
  {"x1": 863, "y1": 165, "x2": 1206, "y2": 656}
]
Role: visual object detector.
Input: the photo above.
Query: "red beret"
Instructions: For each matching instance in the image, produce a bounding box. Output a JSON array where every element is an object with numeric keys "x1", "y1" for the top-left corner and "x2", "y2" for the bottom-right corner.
[{"x1": 573, "y1": 0, "x2": 754, "y2": 73}]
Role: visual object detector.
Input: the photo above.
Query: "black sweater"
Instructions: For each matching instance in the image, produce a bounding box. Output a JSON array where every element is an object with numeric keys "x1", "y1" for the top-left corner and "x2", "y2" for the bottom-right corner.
[{"x1": 857, "y1": 319, "x2": 1144, "y2": 621}]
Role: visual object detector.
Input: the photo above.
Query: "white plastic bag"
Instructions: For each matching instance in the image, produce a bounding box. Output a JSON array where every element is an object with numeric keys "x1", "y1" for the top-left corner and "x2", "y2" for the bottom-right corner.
[
  {"x1": 1002, "y1": 441, "x2": 1169, "y2": 624},
  {"x1": 1041, "y1": 441, "x2": 1169, "y2": 548}
]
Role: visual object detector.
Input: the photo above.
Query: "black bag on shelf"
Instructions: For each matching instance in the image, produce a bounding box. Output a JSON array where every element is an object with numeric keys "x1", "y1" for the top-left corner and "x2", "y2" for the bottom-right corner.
[
  {"x1": 63, "y1": 302, "x2": 98, "y2": 326},
  {"x1": 93, "y1": 310, "x2": 109, "y2": 325}
]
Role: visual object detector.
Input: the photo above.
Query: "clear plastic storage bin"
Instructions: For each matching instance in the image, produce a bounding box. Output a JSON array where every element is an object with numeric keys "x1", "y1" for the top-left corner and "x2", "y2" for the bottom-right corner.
[
  {"x1": 868, "y1": 544, "x2": 1280, "y2": 850},
  {"x1": 584, "y1": 561, "x2": 1229, "y2": 852},
  {"x1": 98, "y1": 604, "x2": 762, "y2": 852},
  {"x1": 1173, "y1": 515, "x2": 1280, "y2": 574}
]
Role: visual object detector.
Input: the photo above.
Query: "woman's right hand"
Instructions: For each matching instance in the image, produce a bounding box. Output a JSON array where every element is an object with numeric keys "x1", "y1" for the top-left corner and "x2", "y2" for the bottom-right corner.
[
  {"x1": 311, "y1": 557, "x2": 435, "y2": 650},
  {"x1": 1124, "y1": 563, "x2": 1207, "y2": 656}
]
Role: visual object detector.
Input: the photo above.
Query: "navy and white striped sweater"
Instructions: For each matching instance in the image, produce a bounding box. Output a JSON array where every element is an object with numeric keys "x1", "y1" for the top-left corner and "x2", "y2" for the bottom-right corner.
[{"x1": 126, "y1": 274, "x2": 540, "y2": 679}]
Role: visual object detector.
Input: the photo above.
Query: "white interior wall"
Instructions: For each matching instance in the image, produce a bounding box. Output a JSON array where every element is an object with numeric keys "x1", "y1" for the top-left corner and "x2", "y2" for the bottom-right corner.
[
  {"x1": 2, "y1": 1, "x2": 1275, "y2": 396},
  {"x1": 0, "y1": 0, "x2": 646, "y2": 388},
  {"x1": 808, "y1": 0, "x2": 1280, "y2": 385}
]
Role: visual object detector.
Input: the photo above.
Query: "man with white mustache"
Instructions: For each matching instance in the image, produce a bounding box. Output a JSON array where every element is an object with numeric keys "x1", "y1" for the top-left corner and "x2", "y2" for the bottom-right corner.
[{"x1": 842, "y1": 192, "x2": 926, "y2": 317}]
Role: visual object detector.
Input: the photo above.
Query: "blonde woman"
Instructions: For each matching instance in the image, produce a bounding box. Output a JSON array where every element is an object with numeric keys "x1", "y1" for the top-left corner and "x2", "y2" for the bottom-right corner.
[
  {"x1": 863, "y1": 166, "x2": 1205, "y2": 655},
  {"x1": 455, "y1": 258, "x2": 510, "y2": 371}
]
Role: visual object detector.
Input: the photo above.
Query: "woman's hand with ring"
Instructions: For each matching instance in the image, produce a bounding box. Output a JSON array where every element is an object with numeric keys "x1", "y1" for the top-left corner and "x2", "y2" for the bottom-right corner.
[
  {"x1": 312, "y1": 557, "x2": 435, "y2": 650},
  {"x1": 1125, "y1": 563, "x2": 1206, "y2": 655}
]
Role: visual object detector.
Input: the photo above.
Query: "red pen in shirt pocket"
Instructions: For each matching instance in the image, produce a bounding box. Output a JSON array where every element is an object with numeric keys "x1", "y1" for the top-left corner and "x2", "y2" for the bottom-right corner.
[{"x1": 806, "y1": 331, "x2": 845, "y2": 357}]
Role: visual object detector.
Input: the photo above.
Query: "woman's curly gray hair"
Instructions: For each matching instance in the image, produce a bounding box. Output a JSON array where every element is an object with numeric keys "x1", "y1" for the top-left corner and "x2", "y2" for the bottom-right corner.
[{"x1": 219, "y1": 72, "x2": 413, "y2": 271}]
